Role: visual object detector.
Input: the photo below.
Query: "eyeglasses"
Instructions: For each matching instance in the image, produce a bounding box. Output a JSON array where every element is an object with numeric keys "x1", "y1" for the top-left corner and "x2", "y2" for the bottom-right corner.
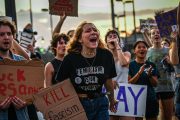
[{"x1": 0, "y1": 32, "x2": 13, "y2": 37}]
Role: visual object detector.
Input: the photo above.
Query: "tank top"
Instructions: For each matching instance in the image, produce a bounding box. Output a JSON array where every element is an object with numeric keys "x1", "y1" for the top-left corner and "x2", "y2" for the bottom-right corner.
[
  {"x1": 113, "y1": 61, "x2": 129, "y2": 83},
  {"x1": 50, "y1": 58, "x2": 62, "y2": 85}
]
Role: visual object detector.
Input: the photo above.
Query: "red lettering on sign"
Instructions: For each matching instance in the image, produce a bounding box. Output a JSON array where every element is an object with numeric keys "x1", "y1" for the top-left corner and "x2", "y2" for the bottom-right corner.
[
  {"x1": 7, "y1": 73, "x2": 13, "y2": 81},
  {"x1": 0, "y1": 73, "x2": 14, "y2": 81},
  {"x1": 0, "y1": 73, "x2": 6, "y2": 81},
  {"x1": 8, "y1": 83, "x2": 16, "y2": 96},
  {"x1": 56, "y1": 0, "x2": 71, "y2": 5},
  {"x1": 0, "y1": 83, "x2": 6, "y2": 96},
  {"x1": 17, "y1": 69, "x2": 25, "y2": 81},
  {"x1": 53, "y1": 89, "x2": 62, "y2": 101},
  {"x1": 60, "y1": 87, "x2": 69, "y2": 97},
  {"x1": 19, "y1": 85, "x2": 27, "y2": 95},
  {"x1": 43, "y1": 93, "x2": 51, "y2": 106},
  {"x1": 50, "y1": 90, "x2": 56, "y2": 103}
]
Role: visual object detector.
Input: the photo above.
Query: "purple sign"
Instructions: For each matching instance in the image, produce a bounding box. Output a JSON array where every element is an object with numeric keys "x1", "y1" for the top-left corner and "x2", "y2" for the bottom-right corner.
[{"x1": 155, "y1": 8, "x2": 177, "y2": 38}]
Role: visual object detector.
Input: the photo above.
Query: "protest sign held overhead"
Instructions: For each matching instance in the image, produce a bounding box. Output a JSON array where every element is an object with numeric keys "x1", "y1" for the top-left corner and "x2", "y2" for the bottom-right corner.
[
  {"x1": 155, "y1": 8, "x2": 178, "y2": 38},
  {"x1": 49, "y1": 0, "x2": 78, "y2": 17},
  {"x1": 0, "y1": 59, "x2": 44, "y2": 104},
  {"x1": 33, "y1": 79, "x2": 88, "y2": 120},
  {"x1": 140, "y1": 19, "x2": 157, "y2": 33},
  {"x1": 18, "y1": 31, "x2": 35, "y2": 50}
]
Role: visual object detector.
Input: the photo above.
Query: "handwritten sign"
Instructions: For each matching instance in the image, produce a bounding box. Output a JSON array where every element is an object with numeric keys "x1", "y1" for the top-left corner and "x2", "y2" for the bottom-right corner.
[
  {"x1": 18, "y1": 31, "x2": 34, "y2": 49},
  {"x1": 109, "y1": 83, "x2": 147, "y2": 117},
  {"x1": 0, "y1": 59, "x2": 44, "y2": 103},
  {"x1": 49, "y1": 0, "x2": 78, "y2": 17},
  {"x1": 140, "y1": 19, "x2": 157, "y2": 32},
  {"x1": 33, "y1": 79, "x2": 88, "y2": 120},
  {"x1": 155, "y1": 8, "x2": 178, "y2": 38}
]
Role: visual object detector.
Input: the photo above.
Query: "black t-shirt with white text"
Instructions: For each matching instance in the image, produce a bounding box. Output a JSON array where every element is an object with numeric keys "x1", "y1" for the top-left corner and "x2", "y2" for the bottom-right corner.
[{"x1": 55, "y1": 48, "x2": 117, "y2": 94}]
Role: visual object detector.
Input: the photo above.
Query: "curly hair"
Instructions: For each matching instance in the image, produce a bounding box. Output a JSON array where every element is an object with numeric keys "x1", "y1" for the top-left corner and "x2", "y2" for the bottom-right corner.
[
  {"x1": 51, "y1": 33, "x2": 69, "y2": 55},
  {"x1": 66, "y1": 21, "x2": 106, "y2": 54},
  {"x1": 0, "y1": 20, "x2": 16, "y2": 37}
]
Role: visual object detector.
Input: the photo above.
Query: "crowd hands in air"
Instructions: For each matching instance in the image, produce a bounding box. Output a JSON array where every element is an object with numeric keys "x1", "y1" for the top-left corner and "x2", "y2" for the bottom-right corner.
[{"x1": 0, "y1": 3, "x2": 180, "y2": 120}]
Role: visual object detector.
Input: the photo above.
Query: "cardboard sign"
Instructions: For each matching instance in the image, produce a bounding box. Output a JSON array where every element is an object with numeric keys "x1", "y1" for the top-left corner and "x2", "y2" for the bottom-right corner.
[
  {"x1": 33, "y1": 79, "x2": 88, "y2": 120},
  {"x1": 49, "y1": 0, "x2": 78, "y2": 17},
  {"x1": 18, "y1": 31, "x2": 35, "y2": 49},
  {"x1": 0, "y1": 59, "x2": 44, "y2": 103},
  {"x1": 140, "y1": 19, "x2": 157, "y2": 32},
  {"x1": 155, "y1": 8, "x2": 178, "y2": 38},
  {"x1": 109, "y1": 83, "x2": 147, "y2": 117}
]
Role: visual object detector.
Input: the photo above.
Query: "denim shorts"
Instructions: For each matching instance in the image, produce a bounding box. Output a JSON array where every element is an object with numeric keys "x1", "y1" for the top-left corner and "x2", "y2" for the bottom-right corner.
[
  {"x1": 80, "y1": 96, "x2": 109, "y2": 120},
  {"x1": 175, "y1": 103, "x2": 180, "y2": 119},
  {"x1": 156, "y1": 92, "x2": 174, "y2": 100}
]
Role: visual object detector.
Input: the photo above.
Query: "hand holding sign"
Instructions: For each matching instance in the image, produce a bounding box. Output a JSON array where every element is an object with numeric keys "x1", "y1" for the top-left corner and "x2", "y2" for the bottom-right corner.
[
  {"x1": 0, "y1": 97, "x2": 11, "y2": 110},
  {"x1": 11, "y1": 96, "x2": 26, "y2": 109},
  {"x1": 109, "y1": 98, "x2": 118, "y2": 113}
]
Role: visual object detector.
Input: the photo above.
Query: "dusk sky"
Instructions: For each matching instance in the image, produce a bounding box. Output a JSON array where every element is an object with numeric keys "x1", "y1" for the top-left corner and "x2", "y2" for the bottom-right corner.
[
  {"x1": 0, "y1": 0, "x2": 179, "y2": 14},
  {"x1": 0, "y1": 0, "x2": 179, "y2": 48}
]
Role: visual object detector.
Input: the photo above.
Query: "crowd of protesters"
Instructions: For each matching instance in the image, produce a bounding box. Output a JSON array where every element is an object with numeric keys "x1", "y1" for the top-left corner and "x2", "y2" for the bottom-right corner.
[{"x1": 0, "y1": 3, "x2": 180, "y2": 120}]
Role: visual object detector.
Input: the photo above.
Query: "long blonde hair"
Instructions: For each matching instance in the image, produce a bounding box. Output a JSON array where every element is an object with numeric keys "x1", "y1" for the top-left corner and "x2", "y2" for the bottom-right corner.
[{"x1": 66, "y1": 21, "x2": 106, "y2": 54}]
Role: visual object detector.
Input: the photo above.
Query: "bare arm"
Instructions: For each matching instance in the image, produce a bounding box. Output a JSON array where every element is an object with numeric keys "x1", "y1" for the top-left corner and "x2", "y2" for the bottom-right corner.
[
  {"x1": 11, "y1": 39, "x2": 30, "y2": 60},
  {"x1": 128, "y1": 64, "x2": 145, "y2": 84},
  {"x1": 128, "y1": 64, "x2": 157, "y2": 86},
  {"x1": 44, "y1": 62, "x2": 54, "y2": 88},
  {"x1": 111, "y1": 49, "x2": 130, "y2": 66},
  {"x1": 143, "y1": 30, "x2": 152, "y2": 47},
  {"x1": 104, "y1": 79, "x2": 117, "y2": 113},
  {"x1": 107, "y1": 38, "x2": 131, "y2": 66},
  {"x1": 0, "y1": 97, "x2": 11, "y2": 110},
  {"x1": 118, "y1": 51, "x2": 131, "y2": 66},
  {"x1": 52, "y1": 13, "x2": 66, "y2": 37},
  {"x1": 169, "y1": 32, "x2": 179, "y2": 65}
]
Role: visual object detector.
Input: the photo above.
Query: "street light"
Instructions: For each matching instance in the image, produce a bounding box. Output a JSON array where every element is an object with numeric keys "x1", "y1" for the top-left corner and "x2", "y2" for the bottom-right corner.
[{"x1": 41, "y1": 8, "x2": 53, "y2": 36}]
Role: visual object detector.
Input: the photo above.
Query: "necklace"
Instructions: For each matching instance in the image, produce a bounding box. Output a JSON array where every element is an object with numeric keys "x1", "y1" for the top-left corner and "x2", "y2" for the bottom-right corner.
[
  {"x1": 82, "y1": 54, "x2": 97, "y2": 74},
  {"x1": 81, "y1": 51, "x2": 96, "y2": 56}
]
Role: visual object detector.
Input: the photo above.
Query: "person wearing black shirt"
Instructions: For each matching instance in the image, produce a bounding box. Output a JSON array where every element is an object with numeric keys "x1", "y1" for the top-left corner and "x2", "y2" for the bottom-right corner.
[
  {"x1": 55, "y1": 21, "x2": 118, "y2": 120},
  {"x1": 44, "y1": 33, "x2": 69, "y2": 87}
]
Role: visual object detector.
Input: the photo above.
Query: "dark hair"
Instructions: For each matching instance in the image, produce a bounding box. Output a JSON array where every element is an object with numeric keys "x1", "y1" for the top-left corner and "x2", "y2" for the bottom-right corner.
[
  {"x1": 133, "y1": 40, "x2": 149, "y2": 49},
  {"x1": 67, "y1": 30, "x2": 75, "y2": 38},
  {"x1": 51, "y1": 33, "x2": 69, "y2": 55},
  {"x1": 161, "y1": 37, "x2": 171, "y2": 46},
  {"x1": 104, "y1": 29, "x2": 120, "y2": 43},
  {"x1": 0, "y1": 20, "x2": 16, "y2": 36}
]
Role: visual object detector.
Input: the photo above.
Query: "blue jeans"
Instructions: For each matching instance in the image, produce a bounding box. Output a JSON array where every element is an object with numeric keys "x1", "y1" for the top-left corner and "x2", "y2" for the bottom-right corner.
[
  {"x1": 0, "y1": 107, "x2": 29, "y2": 120},
  {"x1": 80, "y1": 96, "x2": 109, "y2": 120}
]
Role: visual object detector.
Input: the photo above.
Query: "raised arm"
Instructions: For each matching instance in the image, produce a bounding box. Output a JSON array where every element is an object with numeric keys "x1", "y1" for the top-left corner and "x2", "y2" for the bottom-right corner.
[
  {"x1": 169, "y1": 32, "x2": 179, "y2": 65},
  {"x1": 11, "y1": 39, "x2": 30, "y2": 60},
  {"x1": 52, "y1": 12, "x2": 66, "y2": 37},
  {"x1": 143, "y1": 30, "x2": 152, "y2": 47}
]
